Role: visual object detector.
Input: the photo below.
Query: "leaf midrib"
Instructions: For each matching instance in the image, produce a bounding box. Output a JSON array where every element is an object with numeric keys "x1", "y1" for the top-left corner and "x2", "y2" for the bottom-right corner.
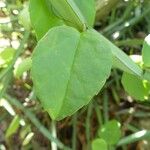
[{"x1": 56, "y1": 32, "x2": 83, "y2": 118}]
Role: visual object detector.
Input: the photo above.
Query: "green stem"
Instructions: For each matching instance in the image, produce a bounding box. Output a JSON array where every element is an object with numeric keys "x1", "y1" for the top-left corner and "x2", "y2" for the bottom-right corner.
[
  {"x1": 86, "y1": 103, "x2": 93, "y2": 150},
  {"x1": 111, "y1": 87, "x2": 120, "y2": 105},
  {"x1": 51, "y1": 121, "x2": 57, "y2": 150},
  {"x1": 95, "y1": 101, "x2": 103, "y2": 126},
  {"x1": 103, "y1": 91, "x2": 109, "y2": 123}
]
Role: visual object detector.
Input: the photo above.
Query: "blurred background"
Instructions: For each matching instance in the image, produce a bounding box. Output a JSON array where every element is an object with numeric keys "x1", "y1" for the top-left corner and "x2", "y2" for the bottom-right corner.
[{"x1": 0, "y1": 0, "x2": 150, "y2": 150}]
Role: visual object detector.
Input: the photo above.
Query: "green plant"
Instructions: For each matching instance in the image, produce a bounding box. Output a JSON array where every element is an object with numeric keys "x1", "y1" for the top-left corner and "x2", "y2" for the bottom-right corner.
[
  {"x1": 28, "y1": 0, "x2": 150, "y2": 121},
  {"x1": 1, "y1": 0, "x2": 150, "y2": 149},
  {"x1": 92, "y1": 120, "x2": 121, "y2": 150}
]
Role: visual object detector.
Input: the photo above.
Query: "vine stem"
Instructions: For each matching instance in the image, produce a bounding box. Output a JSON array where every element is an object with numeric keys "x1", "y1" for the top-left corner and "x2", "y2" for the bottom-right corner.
[{"x1": 51, "y1": 121, "x2": 57, "y2": 150}]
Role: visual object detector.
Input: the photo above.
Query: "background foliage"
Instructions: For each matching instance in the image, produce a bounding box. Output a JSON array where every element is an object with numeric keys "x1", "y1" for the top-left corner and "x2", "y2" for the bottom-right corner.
[{"x1": 0, "y1": 0, "x2": 150, "y2": 150}]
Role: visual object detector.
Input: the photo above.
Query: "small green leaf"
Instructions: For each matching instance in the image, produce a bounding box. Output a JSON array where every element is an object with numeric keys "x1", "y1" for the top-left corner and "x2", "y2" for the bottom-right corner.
[
  {"x1": 14, "y1": 57, "x2": 32, "y2": 78},
  {"x1": 19, "y1": 4, "x2": 31, "y2": 30},
  {"x1": 29, "y1": 0, "x2": 62, "y2": 40},
  {"x1": 98, "y1": 120, "x2": 121, "y2": 145},
  {"x1": 142, "y1": 34, "x2": 150, "y2": 67},
  {"x1": 92, "y1": 139, "x2": 107, "y2": 150},
  {"x1": 32, "y1": 26, "x2": 112, "y2": 120},
  {"x1": 49, "y1": 0, "x2": 87, "y2": 31},
  {"x1": 0, "y1": 48, "x2": 15, "y2": 68},
  {"x1": 122, "y1": 72, "x2": 150, "y2": 101},
  {"x1": 5, "y1": 115, "x2": 20, "y2": 138},
  {"x1": 74, "y1": 0, "x2": 96, "y2": 26}
]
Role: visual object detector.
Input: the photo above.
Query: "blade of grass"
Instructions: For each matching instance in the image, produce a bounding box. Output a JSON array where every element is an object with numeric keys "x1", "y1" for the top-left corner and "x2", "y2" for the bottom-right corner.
[
  {"x1": 103, "y1": 91, "x2": 109, "y2": 123},
  {"x1": 109, "y1": 7, "x2": 150, "y2": 35},
  {"x1": 102, "y1": 0, "x2": 133, "y2": 34},
  {"x1": 113, "y1": 69, "x2": 121, "y2": 90},
  {"x1": 126, "y1": 124, "x2": 139, "y2": 132},
  {"x1": 111, "y1": 87, "x2": 120, "y2": 105},
  {"x1": 117, "y1": 130, "x2": 150, "y2": 146},
  {"x1": 94, "y1": 100, "x2": 103, "y2": 126}
]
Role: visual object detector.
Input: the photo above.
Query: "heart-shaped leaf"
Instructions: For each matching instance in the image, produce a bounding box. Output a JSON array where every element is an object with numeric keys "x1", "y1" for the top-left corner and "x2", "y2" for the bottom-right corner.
[{"x1": 32, "y1": 26, "x2": 112, "y2": 120}]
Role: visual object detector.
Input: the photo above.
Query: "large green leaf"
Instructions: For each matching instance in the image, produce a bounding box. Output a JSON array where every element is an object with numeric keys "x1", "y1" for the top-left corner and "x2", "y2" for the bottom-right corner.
[
  {"x1": 74, "y1": 0, "x2": 96, "y2": 26},
  {"x1": 142, "y1": 34, "x2": 150, "y2": 67},
  {"x1": 98, "y1": 120, "x2": 121, "y2": 145},
  {"x1": 122, "y1": 72, "x2": 150, "y2": 101},
  {"x1": 32, "y1": 26, "x2": 112, "y2": 120},
  {"x1": 92, "y1": 139, "x2": 107, "y2": 150},
  {"x1": 29, "y1": 0, "x2": 62, "y2": 40}
]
